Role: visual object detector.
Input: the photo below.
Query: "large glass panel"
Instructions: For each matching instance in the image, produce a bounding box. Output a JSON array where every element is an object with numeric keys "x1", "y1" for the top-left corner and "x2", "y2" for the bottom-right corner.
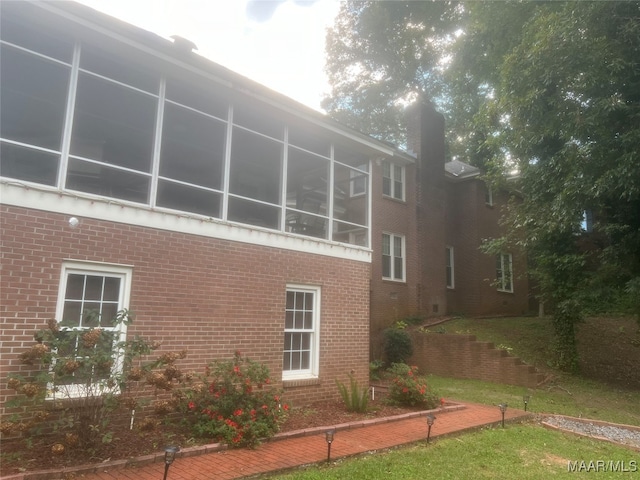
[
  {"x1": 229, "y1": 128, "x2": 282, "y2": 204},
  {"x1": 156, "y1": 180, "x2": 221, "y2": 217},
  {"x1": 71, "y1": 72, "x2": 156, "y2": 173},
  {"x1": 66, "y1": 158, "x2": 150, "y2": 203},
  {"x1": 288, "y1": 126, "x2": 330, "y2": 157},
  {"x1": 286, "y1": 146, "x2": 328, "y2": 215},
  {"x1": 286, "y1": 211, "x2": 327, "y2": 239},
  {"x1": 160, "y1": 102, "x2": 226, "y2": 190},
  {"x1": 333, "y1": 163, "x2": 367, "y2": 226},
  {"x1": 228, "y1": 196, "x2": 280, "y2": 230},
  {"x1": 0, "y1": 13, "x2": 73, "y2": 62},
  {"x1": 80, "y1": 43, "x2": 158, "y2": 93},
  {"x1": 0, "y1": 45, "x2": 69, "y2": 151},
  {"x1": 165, "y1": 78, "x2": 228, "y2": 120},
  {"x1": 333, "y1": 222, "x2": 367, "y2": 246},
  {"x1": 0, "y1": 143, "x2": 58, "y2": 186},
  {"x1": 233, "y1": 102, "x2": 283, "y2": 140}
]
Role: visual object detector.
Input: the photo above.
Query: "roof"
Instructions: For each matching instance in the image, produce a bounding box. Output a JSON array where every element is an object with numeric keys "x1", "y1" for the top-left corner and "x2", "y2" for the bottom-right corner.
[
  {"x1": 14, "y1": 0, "x2": 416, "y2": 164},
  {"x1": 445, "y1": 159, "x2": 481, "y2": 181}
]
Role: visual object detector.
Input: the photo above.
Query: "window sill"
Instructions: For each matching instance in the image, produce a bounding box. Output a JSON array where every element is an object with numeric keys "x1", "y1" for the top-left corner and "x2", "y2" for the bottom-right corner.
[
  {"x1": 382, "y1": 194, "x2": 407, "y2": 204},
  {"x1": 497, "y1": 289, "x2": 514, "y2": 294},
  {"x1": 282, "y1": 377, "x2": 320, "y2": 388},
  {"x1": 382, "y1": 278, "x2": 406, "y2": 284}
]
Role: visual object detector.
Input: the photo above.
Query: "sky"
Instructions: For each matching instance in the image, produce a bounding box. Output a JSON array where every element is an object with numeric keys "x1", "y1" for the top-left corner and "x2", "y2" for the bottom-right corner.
[{"x1": 75, "y1": 0, "x2": 341, "y2": 112}]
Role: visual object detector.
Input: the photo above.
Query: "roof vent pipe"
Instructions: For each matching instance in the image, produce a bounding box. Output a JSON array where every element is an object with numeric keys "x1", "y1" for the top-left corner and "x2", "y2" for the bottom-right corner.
[{"x1": 170, "y1": 35, "x2": 197, "y2": 53}]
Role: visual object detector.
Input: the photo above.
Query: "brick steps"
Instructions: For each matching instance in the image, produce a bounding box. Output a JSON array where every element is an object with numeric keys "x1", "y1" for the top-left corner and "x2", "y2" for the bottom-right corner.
[{"x1": 409, "y1": 333, "x2": 544, "y2": 388}]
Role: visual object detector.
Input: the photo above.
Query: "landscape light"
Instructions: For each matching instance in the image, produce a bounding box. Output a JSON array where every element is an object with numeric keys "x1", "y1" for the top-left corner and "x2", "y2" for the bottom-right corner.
[
  {"x1": 163, "y1": 445, "x2": 180, "y2": 480},
  {"x1": 325, "y1": 429, "x2": 335, "y2": 462},
  {"x1": 523, "y1": 395, "x2": 530, "y2": 412},
  {"x1": 426, "y1": 414, "x2": 436, "y2": 444},
  {"x1": 498, "y1": 403, "x2": 508, "y2": 428}
]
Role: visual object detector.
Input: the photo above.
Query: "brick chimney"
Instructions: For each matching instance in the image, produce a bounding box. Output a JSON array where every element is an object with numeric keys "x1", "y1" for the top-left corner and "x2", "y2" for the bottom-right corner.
[{"x1": 406, "y1": 100, "x2": 447, "y2": 316}]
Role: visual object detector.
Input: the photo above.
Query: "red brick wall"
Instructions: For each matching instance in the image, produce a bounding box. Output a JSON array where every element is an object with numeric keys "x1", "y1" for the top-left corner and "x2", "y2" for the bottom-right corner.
[
  {"x1": 410, "y1": 332, "x2": 543, "y2": 388},
  {"x1": 0, "y1": 205, "x2": 371, "y2": 418},
  {"x1": 369, "y1": 160, "x2": 419, "y2": 360},
  {"x1": 445, "y1": 180, "x2": 530, "y2": 316}
]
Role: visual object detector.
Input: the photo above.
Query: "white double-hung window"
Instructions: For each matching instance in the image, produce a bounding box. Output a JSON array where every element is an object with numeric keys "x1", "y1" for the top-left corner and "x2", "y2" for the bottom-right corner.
[
  {"x1": 496, "y1": 253, "x2": 513, "y2": 293},
  {"x1": 382, "y1": 161, "x2": 404, "y2": 201},
  {"x1": 382, "y1": 233, "x2": 405, "y2": 281},
  {"x1": 283, "y1": 286, "x2": 320, "y2": 380},
  {"x1": 54, "y1": 262, "x2": 132, "y2": 396},
  {"x1": 446, "y1": 246, "x2": 455, "y2": 289}
]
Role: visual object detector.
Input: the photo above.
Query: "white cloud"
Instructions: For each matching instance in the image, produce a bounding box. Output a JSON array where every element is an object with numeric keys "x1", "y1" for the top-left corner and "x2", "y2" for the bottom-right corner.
[{"x1": 75, "y1": 0, "x2": 339, "y2": 111}]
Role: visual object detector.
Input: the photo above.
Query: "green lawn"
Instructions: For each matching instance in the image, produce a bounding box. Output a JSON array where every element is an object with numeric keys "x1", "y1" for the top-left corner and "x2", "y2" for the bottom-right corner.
[
  {"x1": 270, "y1": 425, "x2": 638, "y2": 479},
  {"x1": 268, "y1": 316, "x2": 639, "y2": 479}
]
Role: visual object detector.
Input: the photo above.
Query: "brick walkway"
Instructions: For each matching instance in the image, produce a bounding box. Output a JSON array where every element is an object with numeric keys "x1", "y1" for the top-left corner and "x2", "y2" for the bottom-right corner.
[{"x1": 11, "y1": 402, "x2": 531, "y2": 480}]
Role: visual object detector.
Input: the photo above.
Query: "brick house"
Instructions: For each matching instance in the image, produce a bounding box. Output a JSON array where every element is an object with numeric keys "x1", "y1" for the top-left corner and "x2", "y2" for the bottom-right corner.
[
  {"x1": 0, "y1": 0, "x2": 418, "y2": 413},
  {"x1": 368, "y1": 103, "x2": 530, "y2": 359},
  {"x1": 0, "y1": 0, "x2": 529, "y2": 422}
]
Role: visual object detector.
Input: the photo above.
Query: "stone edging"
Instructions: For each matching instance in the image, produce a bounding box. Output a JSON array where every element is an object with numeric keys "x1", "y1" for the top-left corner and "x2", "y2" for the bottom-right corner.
[{"x1": 541, "y1": 414, "x2": 640, "y2": 452}]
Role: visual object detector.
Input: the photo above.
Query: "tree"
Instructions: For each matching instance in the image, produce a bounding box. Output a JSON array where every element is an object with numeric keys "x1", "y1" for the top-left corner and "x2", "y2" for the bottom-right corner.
[
  {"x1": 323, "y1": 0, "x2": 462, "y2": 146},
  {"x1": 324, "y1": 1, "x2": 640, "y2": 370}
]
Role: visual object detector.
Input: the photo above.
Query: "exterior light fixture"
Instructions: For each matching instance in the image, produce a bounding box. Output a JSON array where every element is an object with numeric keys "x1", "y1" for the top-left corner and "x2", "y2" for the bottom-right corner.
[
  {"x1": 523, "y1": 395, "x2": 530, "y2": 412},
  {"x1": 68, "y1": 217, "x2": 80, "y2": 228},
  {"x1": 498, "y1": 403, "x2": 508, "y2": 428},
  {"x1": 325, "y1": 429, "x2": 335, "y2": 462},
  {"x1": 426, "y1": 414, "x2": 436, "y2": 444},
  {"x1": 163, "y1": 445, "x2": 180, "y2": 480}
]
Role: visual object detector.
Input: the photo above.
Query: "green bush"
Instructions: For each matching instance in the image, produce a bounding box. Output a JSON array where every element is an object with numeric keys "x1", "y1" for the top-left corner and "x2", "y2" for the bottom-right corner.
[
  {"x1": 178, "y1": 351, "x2": 287, "y2": 447},
  {"x1": 336, "y1": 375, "x2": 369, "y2": 413},
  {"x1": 387, "y1": 363, "x2": 438, "y2": 408},
  {"x1": 383, "y1": 327, "x2": 413, "y2": 365}
]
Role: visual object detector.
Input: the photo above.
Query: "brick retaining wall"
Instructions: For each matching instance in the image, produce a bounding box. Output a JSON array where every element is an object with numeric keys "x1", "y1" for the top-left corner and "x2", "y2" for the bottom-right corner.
[{"x1": 409, "y1": 332, "x2": 544, "y2": 388}]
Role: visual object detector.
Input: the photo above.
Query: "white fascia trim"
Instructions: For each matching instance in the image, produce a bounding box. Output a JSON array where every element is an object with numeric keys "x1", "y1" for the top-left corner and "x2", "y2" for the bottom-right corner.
[{"x1": 1, "y1": 182, "x2": 371, "y2": 263}]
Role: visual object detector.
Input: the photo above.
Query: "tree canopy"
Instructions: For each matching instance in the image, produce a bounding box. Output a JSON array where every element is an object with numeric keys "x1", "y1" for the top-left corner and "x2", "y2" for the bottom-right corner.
[{"x1": 324, "y1": 1, "x2": 640, "y2": 369}]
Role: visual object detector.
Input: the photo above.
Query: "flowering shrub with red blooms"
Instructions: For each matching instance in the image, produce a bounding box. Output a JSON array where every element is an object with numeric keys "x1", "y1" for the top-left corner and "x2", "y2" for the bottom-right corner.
[
  {"x1": 387, "y1": 363, "x2": 439, "y2": 408},
  {"x1": 178, "y1": 351, "x2": 287, "y2": 447}
]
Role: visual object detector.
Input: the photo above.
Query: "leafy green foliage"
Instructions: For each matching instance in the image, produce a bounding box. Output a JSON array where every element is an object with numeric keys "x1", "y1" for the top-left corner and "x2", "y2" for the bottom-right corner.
[
  {"x1": 387, "y1": 363, "x2": 438, "y2": 408},
  {"x1": 325, "y1": 1, "x2": 640, "y2": 369},
  {"x1": 2, "y1": 312, "x2": 183, "y2": 451},
  {"x1": 336, "y1": 375, "x2": 369, "y2": 413},
  {"x1": 383, "y1": 326, "x2": 413, "y2": 365},
  {"x1": 178, "y1": 351, "x2": 287, "y2": 447}
]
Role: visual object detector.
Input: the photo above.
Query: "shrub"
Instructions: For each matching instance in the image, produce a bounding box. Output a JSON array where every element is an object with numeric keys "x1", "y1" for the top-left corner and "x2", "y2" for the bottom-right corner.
[
  {"x1": 383, "y1": 327, "x2": 413, "y2": 365},
  {"x1": 3, "y1": 312, "x2": 184, "y2": 450},
  {"x1": 178, "y1": 351, "x2": 287, "y2": 447},
  {"x1": 369, "y1": 360, "x2": 385, "y2": 381},
  {"x1": 336, "y1": 375, "x2": 369, "y2": 413},
  {"x1": 387, "y1": 363, "x2": 438, "y2": 408}
]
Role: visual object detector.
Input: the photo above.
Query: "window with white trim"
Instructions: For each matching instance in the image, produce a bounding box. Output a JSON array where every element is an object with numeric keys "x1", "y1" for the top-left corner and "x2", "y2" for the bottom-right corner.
[
  {"x1": 283, "y1": 286, "x2": 320, "y2": 380},
  {"x1": 446, "y1": 246, "x2": 454, "y2": 289},
  {"x1": 485, "y1": 186, "x2": 493, "y2": 206},
  {"x1": 382, "y1": 161, "x2": 404, "y2": 201},
  {"x1": 382, "y1": 233, "x2": 405, "y2": 281},
  {"x1": 350, "y1": 163, "x2": 368, "y2": 197},
  {"x1": 54, "y1": 262, "x2": 132, "y2": 396},
  {"x1": 496, "y1": 253, "x2": 513, "y2": 293}
]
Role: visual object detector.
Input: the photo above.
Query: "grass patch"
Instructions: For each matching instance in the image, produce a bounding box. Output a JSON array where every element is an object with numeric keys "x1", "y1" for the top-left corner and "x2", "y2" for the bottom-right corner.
[
  {"x1": 427, "y1": 375, "x2": 640, "y2": 426},
  {"x1": 271, "y1": 425, "x2": 637, "y2": 479}
]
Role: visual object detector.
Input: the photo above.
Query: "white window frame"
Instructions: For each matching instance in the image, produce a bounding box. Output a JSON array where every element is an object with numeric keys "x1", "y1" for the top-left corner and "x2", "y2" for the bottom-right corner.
[
  {"x1": 382, "y1": 161, "x2": 405, "y2": 201},
  {"x1": 496, "y1": 253, "x2": 513, "y2": 293},
  {"x1": 349, "y1": 163, "x2": 368, "y2": 197},
  {"x1": 446, "y1": 246, "x2": 455, "y2": 289},
  {"x1": 283, "y1": 285, "x2": 320, "y2": 381},
  {"x1": 382, "y1": 233, "x2": 406, "y2": 282},
  {"x1": 52, "y1": 261, "x2": 133, "y2": 398},
  {"x1": 485, "y1": 186, "x2": 494, "y2": 206}
]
